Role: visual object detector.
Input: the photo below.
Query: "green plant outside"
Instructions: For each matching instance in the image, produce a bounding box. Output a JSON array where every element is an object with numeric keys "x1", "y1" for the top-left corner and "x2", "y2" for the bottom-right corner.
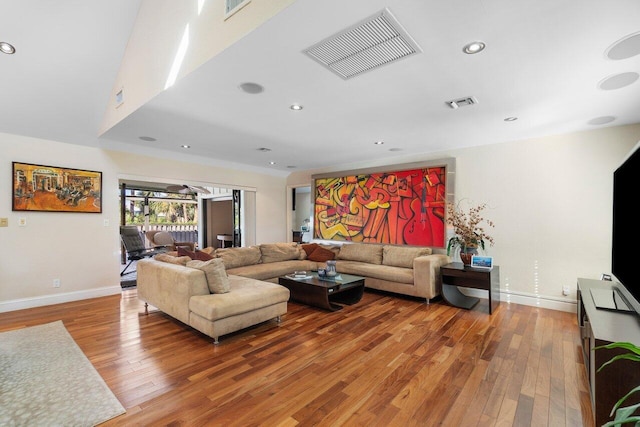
[{"x1": 123, "y1": 196, "x2": 197, "y2": 225}]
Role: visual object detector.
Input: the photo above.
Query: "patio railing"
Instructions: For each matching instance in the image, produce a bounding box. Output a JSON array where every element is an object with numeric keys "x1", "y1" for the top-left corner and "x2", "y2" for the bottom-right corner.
[{"x1": 128, "y1": 224, "x2": 198, "y2": 245}]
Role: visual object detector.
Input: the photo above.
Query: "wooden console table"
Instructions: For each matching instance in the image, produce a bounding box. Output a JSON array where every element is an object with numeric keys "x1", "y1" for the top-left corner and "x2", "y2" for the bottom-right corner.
[{"x1": 440, "y1": 262, "x2": 500, "y2": 314}]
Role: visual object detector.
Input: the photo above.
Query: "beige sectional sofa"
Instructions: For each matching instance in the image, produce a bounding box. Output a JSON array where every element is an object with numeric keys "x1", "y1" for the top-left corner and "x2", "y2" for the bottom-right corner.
[
  {"x1": 219, "y1": 242, "x2": 450, "y2": 301},
  {"x1": 137, "y1": 241, "x2": 450, "y2": 344}
]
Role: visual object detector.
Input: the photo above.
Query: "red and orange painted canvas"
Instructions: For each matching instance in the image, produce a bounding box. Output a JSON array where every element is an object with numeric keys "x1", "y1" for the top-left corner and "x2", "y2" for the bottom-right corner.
[
  {"x1": 313, "y1": 166, "x2": 446, "y2": 246},
  {"x1": 12, "y1": 162, "x2": 102, "y2": 213}
]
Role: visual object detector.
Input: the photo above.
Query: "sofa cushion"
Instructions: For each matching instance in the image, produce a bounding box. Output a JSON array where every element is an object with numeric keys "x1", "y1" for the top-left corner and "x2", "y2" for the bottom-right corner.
[
  {"x1": 307, "y1": 245, "x2": 336, "y2": 262},
  {"x1": 187, "y1": 259, "x2": 231, "y2": 294},
  {"x1": 227, "y1": 260, "x2": 317, "y2": 281},
  {"x1": 260, "y1": 242, "x2": 303, "y2": 263},
  {"x1": 178, "y1": 247, "x2": 215, "y2": 261},
  {"x1": 336, "y1": 260, "x2": 414, "y2": 284},
  {"x1": 337, "y1": 243, "x2": 383, "y2": 265},
  {"x1": 200, "y1": 247, "x2": 215, "y2": 255},
  {"x1": 154, "y1": 253, "x2": 191, "y2": 266},
  {"x1": 382, "y1": 246, "x2": 432, "y2": 268},
  {"x1": 189, "y1": 275, "x2": 290, "y2": 320},
  {"x1": 215, "y1": 246, "x2": 262, "y2": 269}
]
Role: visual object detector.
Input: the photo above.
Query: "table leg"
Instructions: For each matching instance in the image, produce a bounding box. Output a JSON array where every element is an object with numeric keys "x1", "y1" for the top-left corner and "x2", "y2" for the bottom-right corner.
[{"x1": 442, "y1": 284, "x2": 480, "y2": 310}]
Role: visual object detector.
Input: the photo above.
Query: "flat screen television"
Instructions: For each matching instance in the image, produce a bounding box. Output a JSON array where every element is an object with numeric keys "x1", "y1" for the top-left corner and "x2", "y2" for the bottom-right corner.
[{"x1": 608, "y1": 140, "x2": 640, "y2": 315}]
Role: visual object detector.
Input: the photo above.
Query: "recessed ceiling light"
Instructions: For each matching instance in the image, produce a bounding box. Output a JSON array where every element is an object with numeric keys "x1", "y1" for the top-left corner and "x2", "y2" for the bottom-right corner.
[
  {"x1": 463, "y1": 41, "x2": 485, "y2": 54},
  {"x1": 139, "y1": 136, "x2": 157, "y2": 142},
  {"x1": 389, "y1": 148, "x2": 403, "y2": 152},
  {"x1": 287, "y1": 165, "x2": 297, "y2": 169},
  {"x1": 181, "y1": 144, "x2": 191, "y2": 149},
  {"x1": 588, "y1": 116, "x2": 616, "y2": 125},
  {"x1": 290, "y1": 104, "x2": 303, "y2": 110},
  {"x1": 504, "y1": 117, "x2": 518, "y2": 122},
  {"x1": 605, "y1": 32, "x2": 640, "y2": 60},
  {"x1": 239, "y1": 82, "x2": 264, "y2": 94},
  {"x1": 598, "y1": 72, "x2": 639, "y2": 90},
  {"x1": 269, "y1": 161, "x2": 276, "y2": 165},
  {"x1": 257, "y1": 147, "x2": 272, "y2": 152},
  {"x1": 0, "y1": 42, "x2": 16, "y2": 54},
  {"x1": 374, "y1": 141, "x2": 384, "y2": 145}
]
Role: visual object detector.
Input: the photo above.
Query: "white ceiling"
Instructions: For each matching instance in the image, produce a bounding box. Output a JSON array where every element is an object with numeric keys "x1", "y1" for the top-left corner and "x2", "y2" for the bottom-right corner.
[{"x1": 2, "y1": 0, "x2": 640, "y2": 175}]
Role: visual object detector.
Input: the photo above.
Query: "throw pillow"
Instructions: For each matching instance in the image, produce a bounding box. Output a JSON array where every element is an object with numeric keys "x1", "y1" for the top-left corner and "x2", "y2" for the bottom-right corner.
[
  {"x1": 177, "y1": 247, "x2": 214, "y2": 261},
  {"x1": 301, "y1": 243, "x2": 319, "y2": 257},
  {"x1": 191, "y1": 250, "x2": 214, "y2": 261},
  {"x1": 260, "y1": 242, "x2": 302, "y2": 263},
  {"x1": 337, "y1": 243, "x2": 384, "y2": 264},
  {"x1": 215, "y1": 246, "x2": 262, "y2": 269},
  {"x1": 154, "y1": 253, "x2": 191, "y2": 266},
  {"x1": 177, "y1": 246, "x2": 192, "y2": 257},
  {"x1": 307, "y1": 246, "x2": 336, "y2": 262},
  {"x1": 187, "y1": 259, "x2": 230, "y2": 294},
  {"x1": 382, "y1": 246, "x2": 432, "y2": 268}
]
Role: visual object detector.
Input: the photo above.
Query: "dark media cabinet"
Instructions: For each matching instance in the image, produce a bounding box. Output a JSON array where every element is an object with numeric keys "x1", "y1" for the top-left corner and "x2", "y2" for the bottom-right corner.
[{"x1": 577, "y1": 278, "x2": 640, "y2": 426}]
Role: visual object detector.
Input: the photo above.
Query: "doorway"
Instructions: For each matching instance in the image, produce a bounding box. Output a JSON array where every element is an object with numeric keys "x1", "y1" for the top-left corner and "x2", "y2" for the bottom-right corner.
[
  {"x1": 289, "y1": 185, "x2": 312, "y2": 243},
  {"x1": 200, "y1": 189, "x2": 255, "y2": 249},
  {"x1": 118, "y1": 178, "x2": 256, "y2": 288}
]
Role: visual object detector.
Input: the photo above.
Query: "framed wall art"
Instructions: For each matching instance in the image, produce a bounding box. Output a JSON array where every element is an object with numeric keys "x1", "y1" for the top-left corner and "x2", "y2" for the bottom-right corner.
[
  {"x1": 312, "y1": 158, "x2": 454, "y2": 247},
  {"x1": 12, "y1": 162, "x2": 102, "y2": 213}
]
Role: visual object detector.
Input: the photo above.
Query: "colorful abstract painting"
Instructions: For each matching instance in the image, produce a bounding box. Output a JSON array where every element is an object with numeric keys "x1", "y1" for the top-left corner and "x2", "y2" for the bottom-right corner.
[
  {"x1": 12, "y1": 162, "x2": 102, "y2": 213},
  {"x1": 313, "y1": 166, "x2": 447, "y2": 246}
]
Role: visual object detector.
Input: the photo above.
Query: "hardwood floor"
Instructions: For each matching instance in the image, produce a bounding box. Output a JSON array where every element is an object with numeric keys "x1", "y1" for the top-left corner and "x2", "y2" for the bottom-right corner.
[{"x1": 0, "y1": 290, "x2": 594, "y2": 426}]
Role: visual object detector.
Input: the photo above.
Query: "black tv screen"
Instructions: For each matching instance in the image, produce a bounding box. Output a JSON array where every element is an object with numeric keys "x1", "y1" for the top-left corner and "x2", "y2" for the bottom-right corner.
[{"x1": 612, "y1": 141, "x2": 640, "y2": 315}]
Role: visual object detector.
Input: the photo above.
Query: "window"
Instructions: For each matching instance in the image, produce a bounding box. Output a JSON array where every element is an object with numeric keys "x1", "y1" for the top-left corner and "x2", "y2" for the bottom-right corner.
[{"x1": 225, "y1": 0, "x2": 251, "y2": 19}]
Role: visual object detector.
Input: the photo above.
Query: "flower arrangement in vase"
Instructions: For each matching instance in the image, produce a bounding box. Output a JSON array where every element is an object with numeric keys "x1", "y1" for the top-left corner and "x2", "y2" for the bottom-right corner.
[{"x1": 446, "y1": 201, "x2": 495, "y2": 265}]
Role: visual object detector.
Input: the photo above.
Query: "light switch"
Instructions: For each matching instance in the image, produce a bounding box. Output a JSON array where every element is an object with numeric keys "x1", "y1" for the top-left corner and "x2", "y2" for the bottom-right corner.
[{"x1": 0, "y1": 218, "x2": 8, "y2": 227}]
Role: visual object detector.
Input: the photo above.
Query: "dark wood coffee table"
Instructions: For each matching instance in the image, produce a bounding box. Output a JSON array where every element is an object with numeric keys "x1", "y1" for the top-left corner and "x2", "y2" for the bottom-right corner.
[{"x1": 278, "y1": 272, "x2": 365, "y2": 311}]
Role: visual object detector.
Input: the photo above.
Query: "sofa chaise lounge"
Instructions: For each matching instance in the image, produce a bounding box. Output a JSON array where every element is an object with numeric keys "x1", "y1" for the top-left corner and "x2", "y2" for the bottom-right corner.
[{"x1": 137, "y1": 258, "x2": 290, "y2": 344}]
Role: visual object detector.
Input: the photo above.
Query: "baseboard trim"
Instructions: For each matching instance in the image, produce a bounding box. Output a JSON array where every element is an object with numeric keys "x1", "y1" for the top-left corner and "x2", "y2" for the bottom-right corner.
[
  {"x1": 1, "y1": 285, "x2": 577, "y2": 314},
  {"x1": 461, "y1": 288, "x2": 577, "y2": 313},
  {"x1": 0, "y1": 286, "x2": 123, "y2": 313}
]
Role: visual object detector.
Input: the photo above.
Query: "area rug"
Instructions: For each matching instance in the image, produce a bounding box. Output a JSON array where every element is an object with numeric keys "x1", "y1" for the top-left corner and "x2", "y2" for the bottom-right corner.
[{"x1": 0, "y1": 321, "x2": 125, "y2": 426}]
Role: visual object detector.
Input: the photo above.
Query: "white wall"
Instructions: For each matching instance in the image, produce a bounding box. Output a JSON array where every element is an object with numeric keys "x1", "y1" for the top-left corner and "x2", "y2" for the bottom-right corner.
[
  {"x1": 4, "y1": 124, "x2": 639, "y2": 313},
  {"x1": 287, "y1": 124, "x2": 640, "y2": 311},
  {"x1": 0, "y1": 132, "x2": 286, "y2": 312}
]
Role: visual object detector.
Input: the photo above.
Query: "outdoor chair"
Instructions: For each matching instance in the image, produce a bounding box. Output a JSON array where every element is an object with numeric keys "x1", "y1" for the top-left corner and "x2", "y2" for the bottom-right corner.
[
  {"x1": 120, "y1": 225, "x2": 168, "y2": 276},
  {"x1": 145, "y1": 230, "x2": 196, "y2": 251}
]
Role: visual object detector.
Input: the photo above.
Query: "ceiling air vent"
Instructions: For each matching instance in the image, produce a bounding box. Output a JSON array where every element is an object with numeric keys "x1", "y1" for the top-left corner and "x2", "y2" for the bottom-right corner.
[
  {"x1": 303, "y1": 8, "x2": 422, "y2": 80},
  {"x1": 447, "y1": 97, "x2": 478, "y2": 109}
]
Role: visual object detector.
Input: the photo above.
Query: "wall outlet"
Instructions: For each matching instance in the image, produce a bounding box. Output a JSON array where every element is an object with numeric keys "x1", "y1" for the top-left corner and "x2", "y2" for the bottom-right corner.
[
  {"x1": 18, "y1": 217, "x2": 27, "y2": 227},
  {"x1": 53, "y1": 279, "x2": 61, "y2": 288},
  {"x1": 562, "y1": 285, "x2": 570, "y2": 296},
  {"x1": 103, "y1": 219, "x2": 109, "y2": 227}
]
